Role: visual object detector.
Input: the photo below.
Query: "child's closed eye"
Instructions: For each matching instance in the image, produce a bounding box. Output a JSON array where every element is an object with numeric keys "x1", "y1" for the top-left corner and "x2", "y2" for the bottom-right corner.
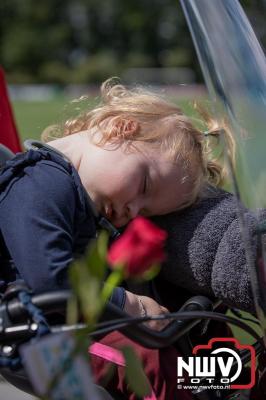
[{"x1": 143, "y1": 175, "x2": 147, "y2": 194}]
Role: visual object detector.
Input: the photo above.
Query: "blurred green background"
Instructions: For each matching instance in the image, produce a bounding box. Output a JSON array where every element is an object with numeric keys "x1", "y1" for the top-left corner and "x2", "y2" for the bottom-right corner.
[
  {"x1": 12, "y1": 99, "x2": 67, "y2": 141},
  {"x1": 1, "y1": 0, "x2": 265, "y2": 85}
]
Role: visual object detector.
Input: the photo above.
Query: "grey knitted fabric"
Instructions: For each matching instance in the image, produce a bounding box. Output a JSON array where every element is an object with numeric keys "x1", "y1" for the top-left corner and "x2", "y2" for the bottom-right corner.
[{"x1": 152, "y1": 187, "x2": 264, "y2": 313}]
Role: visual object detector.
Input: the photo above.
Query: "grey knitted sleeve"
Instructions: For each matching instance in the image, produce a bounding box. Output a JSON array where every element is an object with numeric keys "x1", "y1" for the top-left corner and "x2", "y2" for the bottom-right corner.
[{"x1": 152, "y1": 187, "x2": 264, "y2": 313}]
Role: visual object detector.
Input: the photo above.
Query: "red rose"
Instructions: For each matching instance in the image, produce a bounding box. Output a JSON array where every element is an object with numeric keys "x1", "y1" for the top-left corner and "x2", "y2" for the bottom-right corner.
[{"x1": 107, "y1": 216, "x2": 167, "y2": 278}]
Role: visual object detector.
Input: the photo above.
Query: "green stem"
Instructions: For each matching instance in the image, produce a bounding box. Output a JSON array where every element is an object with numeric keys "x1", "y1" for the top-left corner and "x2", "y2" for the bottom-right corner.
[{"x1": 101, "y1": 268, "x2": 124, "y2": 306}]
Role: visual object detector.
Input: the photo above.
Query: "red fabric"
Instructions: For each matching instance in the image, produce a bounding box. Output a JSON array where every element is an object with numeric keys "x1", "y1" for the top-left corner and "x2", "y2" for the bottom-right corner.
[
  {"x1": 0, "y1": 67, "x2": 22, "y2": 152},
  {"x1": 89, "y1": 342, "x2": 157, "y2": 399},
  {"x1": 89, "y1": 331, "x2": 192, "y2": 400},
  {"x1": 250, "y1": 351, "x2": 266, "y2": 399}
]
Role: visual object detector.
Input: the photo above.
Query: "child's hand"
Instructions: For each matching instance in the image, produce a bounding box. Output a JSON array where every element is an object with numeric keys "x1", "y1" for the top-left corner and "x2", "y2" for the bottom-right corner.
[{"x1": 124, "y1": 290, "x2": 170, "y2": 331}]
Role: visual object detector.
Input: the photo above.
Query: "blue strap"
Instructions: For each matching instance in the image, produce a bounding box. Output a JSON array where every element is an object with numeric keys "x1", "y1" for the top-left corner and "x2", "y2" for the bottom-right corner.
[
  {"x1": 18, "y1": 291, "x2": 50, "y2": 336},
  {"x1": 0, "y1": 291, "x2": 50, "y2": 371}
]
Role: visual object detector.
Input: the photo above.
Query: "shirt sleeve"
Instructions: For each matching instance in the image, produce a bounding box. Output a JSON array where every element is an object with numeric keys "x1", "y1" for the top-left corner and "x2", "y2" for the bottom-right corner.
[{"x1": 0, "y1": 161, "x2": 77, "y2": 293}]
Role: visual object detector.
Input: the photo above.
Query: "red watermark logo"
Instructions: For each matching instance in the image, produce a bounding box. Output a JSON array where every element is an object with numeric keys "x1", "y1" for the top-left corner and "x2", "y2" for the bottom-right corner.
[{"x1": 177, "y1": 338, "x2": 256, "y2": 390}]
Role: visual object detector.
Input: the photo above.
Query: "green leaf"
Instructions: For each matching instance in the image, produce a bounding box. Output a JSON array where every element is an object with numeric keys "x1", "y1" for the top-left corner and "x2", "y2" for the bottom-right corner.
[
  {"x1": 66, "y1": 294, "x2": 79, "y2": 325},
  {"x1": 79, "y1": 276, "x2": 101, "y2": 323},
  {"x1": 121, "y1": 346, "x2": 151, "y2": 398},
  {"x1": 97, "y1": 230, "x2": 109, "y2": 261},
  {"x1": 69, "y1": 259, "x2": 102, "y2": 323},
  {"x1": 101, "y1": 268, "x2": 123, "y2": 305},
  {"x1": 84, "y1": 237, "x2": 107, "y2": 281}
]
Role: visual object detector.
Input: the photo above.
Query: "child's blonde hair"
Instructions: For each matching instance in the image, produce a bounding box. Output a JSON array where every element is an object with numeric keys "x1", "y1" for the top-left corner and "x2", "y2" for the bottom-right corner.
[{"x1": 42, "y1": 77, "x2": 235, "y2": 208}]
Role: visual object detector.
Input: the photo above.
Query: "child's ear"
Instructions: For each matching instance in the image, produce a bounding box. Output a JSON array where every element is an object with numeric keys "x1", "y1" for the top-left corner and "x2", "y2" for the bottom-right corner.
[
  {"x1": 122, "y1": 119, "x2": 139, "y2": 136},
  {"x1": 112, "y1": 117, "x2": 139, "y2": 138}
]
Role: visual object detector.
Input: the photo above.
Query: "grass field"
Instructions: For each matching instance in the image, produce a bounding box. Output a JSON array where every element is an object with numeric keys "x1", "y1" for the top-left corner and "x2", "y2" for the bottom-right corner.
[
  {"x1": 12, "y1": 98, "x2": 71, "y2": 142},
  {"x1": 11, "y1": 97, "x2": 199, "y2": 143},
  {"x1": 11, "y1": 97, "x2": 263, "y2": 347}
]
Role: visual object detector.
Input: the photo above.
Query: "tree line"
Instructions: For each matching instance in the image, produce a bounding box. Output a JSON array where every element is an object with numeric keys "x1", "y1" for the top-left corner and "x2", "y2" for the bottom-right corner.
[{"x1": 0, "y1": 0, "x2": 265, "y2": 84}]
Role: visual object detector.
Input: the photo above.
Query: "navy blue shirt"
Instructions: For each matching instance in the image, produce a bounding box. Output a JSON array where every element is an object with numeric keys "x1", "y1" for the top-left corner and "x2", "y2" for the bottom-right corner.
[{"x1": 0, "y1": 147, "x2": 125, "y2": 308}]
